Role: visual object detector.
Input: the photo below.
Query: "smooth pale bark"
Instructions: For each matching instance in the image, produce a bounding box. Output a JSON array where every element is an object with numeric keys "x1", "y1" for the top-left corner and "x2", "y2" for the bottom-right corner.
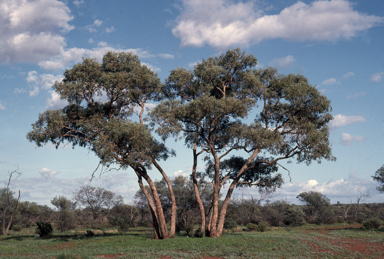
[
  {"x1": 136, "y1": 167, "x2": 169, "y2": 239},
  {"x1": 135, "y1": 172, "x2": 160, "y2": 239},
  {"x1": 216, "y1": 149, "x2": 259, "y2": 237},
  {"x1": 209, "y1": 148, "x2": 221, "y2": 237},
  {"x1": 151, "y1": 159, "x2": 176, "y2": 237},
  {"x1": 192, "y1": 143, "x2": 206, "y2": 237}
]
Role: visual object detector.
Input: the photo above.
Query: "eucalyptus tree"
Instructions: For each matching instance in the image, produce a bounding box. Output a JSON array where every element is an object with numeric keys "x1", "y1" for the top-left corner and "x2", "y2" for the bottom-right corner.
[
  {"x1": 150, "y1": 48, "x2": 334, "y2": 237},
  {"x1": 27, "y1": 52, "x2": 176, "y2": 239}
]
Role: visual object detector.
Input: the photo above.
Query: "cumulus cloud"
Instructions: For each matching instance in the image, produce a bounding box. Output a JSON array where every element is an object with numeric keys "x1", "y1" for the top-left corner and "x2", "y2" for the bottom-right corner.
[
  {"x1": 172, "y1": 0, "x2": 383, "y2": 48},
  {"x1": 39, "y1": 168, "x2": 59, "y2": 178},
  {"x1": 158, "y1": 53, "x2": 175, "y2": 59},
  {"x1": 0, "y1": 101, "x2": 5, "y2": 110},
  {"x1": 340, "y1": 132, "x2": 365, "y2": 145},
  {"x1": 329, "y1": 114, "x2": 366, "y2": 129},
  {"x1": 269, "y1": 55, "x2": 294, "y2": 69},
  {"x1": 38, "y1": 42, "x2": 153, "y2": 70},
  {"x1": 105, "y1": 26, "x2": 115, "y2": 33},
  {"x1": 347, "y1": 91, "x2": 365, "y2": 99},
  {"x1": 371, "y1": 72, "x2": 384, "y2": 82},
  {"x1": 47, "y1": 91, "x2": 68, "y2": 109},
  {"x1": 0, "y1": 0, "x2": 73, "y2": 64},
  {"x1": 73, "y1": 0, "x2": 84, "y2": 7},
  {"x1": 26, "y1": 71, "x2": 64, "y2": 96},
  {"x1": 174, "y1": 170, "x2": 187, "y2": 177},
  {"x1": 229, "y1": 174, "x2": 379, "y2": 204},
  {"x1": 0, "y1": 171, "x2": 137, "y2": 206},
  {"x1": 343, "y1": 72, "x2": 355, "y2": 79},
  {"x1": 86, "y1": 19, "x2": 103, "y2": 32},
  {"x1": 322, "y1": 78, "x2": 337, "y2": 85}
]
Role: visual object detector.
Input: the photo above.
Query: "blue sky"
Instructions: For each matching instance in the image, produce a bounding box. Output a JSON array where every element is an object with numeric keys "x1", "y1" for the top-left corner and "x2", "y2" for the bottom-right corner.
[{"x1": 1, "y1": 0, "x2": 384, "y2": 206}]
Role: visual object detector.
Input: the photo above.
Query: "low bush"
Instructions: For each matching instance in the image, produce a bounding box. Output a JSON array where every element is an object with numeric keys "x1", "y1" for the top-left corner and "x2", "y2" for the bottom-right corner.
[
  {"x1": 194, "y1": 227, "x2": 204, "y2": 238},
  {"x1": 13, "y1": 225, "x2": 22, "y2": 232},
  {"x1": 363, "y1": 218, "x2": 381, "y2": 230},
  {"x1": 257, "y1": 221, "x2": 268, "y2": 232},
  {"x1": 36, "y1": 221, "x2": 53, "y2": 237},
  {"x1": 283, "y1": 206, "x2": 306, "y2": 227},
  {"x1": 224, "y1": 218, "x2": 237, "y2": 229},
  {"x1": 247, "y1": 223, "x2": 258, "y2": 231},
  {"x1": 108, "y1": 216, "x2": 131, "y2": 235},
  {"x1": 86, "y1": 230, "x2": 95, "y2": 237}
]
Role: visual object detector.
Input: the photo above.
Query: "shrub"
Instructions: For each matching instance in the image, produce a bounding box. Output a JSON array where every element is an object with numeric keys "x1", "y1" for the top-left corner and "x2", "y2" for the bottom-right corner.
[
  {"x1": 36, "y1": 221, "x2": 53, "y2": 237},
  {"x1": 316, "y1": 207, "x2": 336, "y2": 225},
  {"x1": 363, "y1": 218, "x2": 381, "y2": 230},
  {"x1": 247, "y1": 223, "x2": 258, "y2": 231},
  {"x1": 91, "y1": 222, "x2": 109, "y2": 230},
  {"x1": 108, "y1": 216, "x2": 131, "y2": 235},
  {"x1": 13, "y1": 225, "x2": 22, "y2": 232},
  {"x1": 86, "y1": 230, "x2": 95, "y2": 237},
  {"x1": 257, "y1": 221, "x2": 268, "y2": 232},
  {"x1": 283, "y1": 206, "x2": 306, "y2": 227},
  {"x1": 56, "y1": 210, "x2": 76, "y2": 232},
  {"x1": 224, "y1": 218, "x2": 237, "y2": 229},
  {"x1": 194, "y1": 227, "x2": 204, "y2": 238}
]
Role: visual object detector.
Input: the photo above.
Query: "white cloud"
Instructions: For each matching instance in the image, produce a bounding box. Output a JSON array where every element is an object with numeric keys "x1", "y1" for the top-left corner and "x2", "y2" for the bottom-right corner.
[
  {"x1": 105, "y1": 26, "x2": 115, "y2": 33},
  {"x1": 85, "y1": 19, "x2": 103, "y2": 32},
  {"x1": 188, "y1": 61, "x2": 199, "y2": 68},
  {"x1": 329, "y1": 114, "x2": 366, "y2": 129},
  {"x1": 29, "y1": 86, "x2": 39, "y2": 97},
  {"x1": 174, "y1": 170, "x2": 187, "y2": 177},
  {"x1": 0, "y1": 101, "x2": 5, "y2": 110},
  {"x1": 230, "y1": 174, "x2": 380, "y2": 204},
  {"x1": 322, "y1": 78, "x2": 337, "y2": 85},
  {"x1": 38, "y1": 43, "x2": 153, "y2": 70},
  {"x1": 340, "y1": 132, "x2": 364, "y2": 146},
  {"x1": 371, "y1": 72, "x2": 384, "y2": 82},
  {"x1": 269, "y1": 55, "x2": 294, "y2": 69},
  {"x1": 73, "y1": 0, "x2": 84, "y2": 8},
  {"x1": 343, "y1": 72, "x2": 355, "y2": 79},
  {"x1": 142, "y1": 62, "x2": 161, "y2": 72},
  {"x1": 39, "y1": 168, "x2": 59, "y2": 178},
  {"x1": 0, "y1": 171, "x2": 137, "y2": 206},
  {"x1": 173, "y1": 0, "x2": 383, "y2": 48},
  {"x1": 47, "y1": 91, "x2": 68, "y2": 109},
  {"x1": 27, "y1": 71, "x2": 63, "y2": 90},
  {"x1": 0, "y1": 0, "x2": 73, "y2": 64},
  {"x1": 25, "y1": 71, "x2": 64, "y2": 97},
  {"x1": 88, "y1": 38, "x2": 94, "y2": 44},
  {"x1": 347, "y1": 91, "x2": 365, "y2": 99},
  {"x1": 158, "y1": 53, "x2": 175, "y2": 59}
]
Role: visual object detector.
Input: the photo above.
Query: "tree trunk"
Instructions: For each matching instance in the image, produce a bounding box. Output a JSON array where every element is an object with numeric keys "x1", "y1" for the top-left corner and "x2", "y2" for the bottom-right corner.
[
  {"x1": 192, "y1": 143, "x2": 206, "y2": 237},
  {"x1": 216, "y1": 150, "x2": 259, "y2": 237},
  {"x1": 135, "y1": 172, "x2": 161, "y2": 239},
  {"x1": 209, "y1": 152, "x2": 221, "y2": 237},
  {"x1": 138, "y1": 168, "x2": 169, "y2": 239},
  {"x1": 151, "y1": 159, "x2": 176, "y2": 237}
]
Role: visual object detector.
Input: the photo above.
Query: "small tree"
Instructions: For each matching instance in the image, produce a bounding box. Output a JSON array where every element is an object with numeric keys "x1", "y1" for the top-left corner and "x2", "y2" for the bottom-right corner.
[
  {"x1": 373, "y1": 165, "x2": 384, "y2": 192},
  {"x1": 1, "y1": 168, "x2": 22, "y2": 236},
  {"x1": 51, "y1": 196, "x2": 77, "y2": 232},
  {"x1": 73, "y1": 186, "x2": 123, "y2": 221},
  {"x1": 297, "y1": 191, "x2": 331, "y2": 223}
]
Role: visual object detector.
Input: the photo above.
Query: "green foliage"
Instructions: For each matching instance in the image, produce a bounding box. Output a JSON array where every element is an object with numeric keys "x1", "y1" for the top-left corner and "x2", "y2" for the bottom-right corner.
[
  {"x1": 257, "y1": 221, "x2": 268, "y2": 232},
  {"x1": 363, "y1": 218, "x2": 381, "y2": 229},
  {"x1": 247, "y1": 223, "x2": 258, "y2": 231},
  {"x1": 315, "y1": 206, "x2": 336, "y2": 225},
  {"x1": 373, "y1": 165, "x2": 384, "y2": 193},
  {"x1": 12, "y1": 224, "x2": 22, "y2": 231},
  {"x1": 224, "y1": 217, "x2": 237, "y2": 229},
  {"x1": 194, "y1": 227, "x2": 204, "y2": 238},
  {"x1": 108, "y1": 216, "x2": 131, "y2": 235},
  {"x1": 86, "y1": 230, "x2": 95, "y2": 237},
  {"x1": 35, "y1": 221, "x2": 53, "y2": 237},
  {"x1": 283, "y1": 206, "x2": 306, "y2": 227},
  {"x1": 297, "y1": 191, "x2": 331, "y2": 223}
]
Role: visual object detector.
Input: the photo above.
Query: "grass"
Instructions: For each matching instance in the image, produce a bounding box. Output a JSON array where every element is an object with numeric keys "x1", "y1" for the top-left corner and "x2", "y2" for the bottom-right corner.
[{"x1": 1, "y1": 224, "x2": 384, "y2": 258}]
